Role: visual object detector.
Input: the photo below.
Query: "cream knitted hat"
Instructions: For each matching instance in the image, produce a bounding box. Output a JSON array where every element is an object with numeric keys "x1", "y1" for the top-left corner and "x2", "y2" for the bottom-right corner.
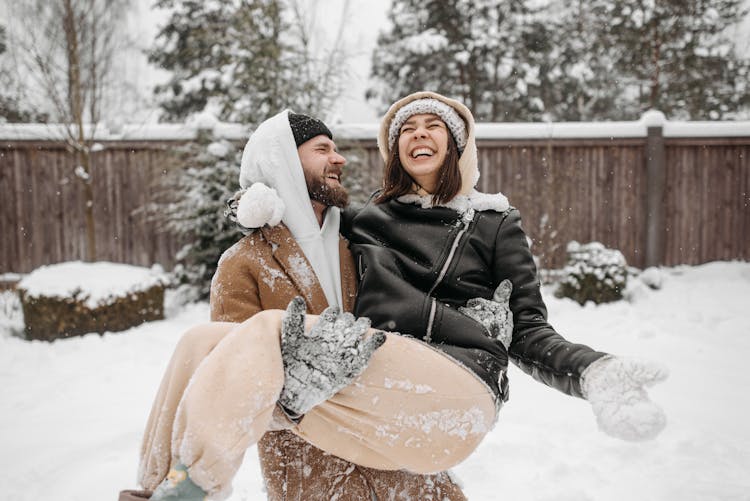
[{"x1": 387, "y1": 98, "x2": 468, "y2": 153}]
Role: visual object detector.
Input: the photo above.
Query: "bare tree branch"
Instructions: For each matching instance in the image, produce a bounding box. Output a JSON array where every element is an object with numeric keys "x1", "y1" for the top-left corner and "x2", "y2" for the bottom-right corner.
[{"x1": 4, "y1": 0, "x2": 134, "y2": 261}]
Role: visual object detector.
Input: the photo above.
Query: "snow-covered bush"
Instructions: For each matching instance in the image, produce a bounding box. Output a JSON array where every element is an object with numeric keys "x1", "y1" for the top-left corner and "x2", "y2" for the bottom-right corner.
[
  {"x1": 143, "y1": 129, "x2": 245, "y2": 299},
  {"x1": 17, "y1": 262, "x2": 167, "y2": 341},
  {"x1": 556, "y1": 241, "x2": 628, "y2": 305}
]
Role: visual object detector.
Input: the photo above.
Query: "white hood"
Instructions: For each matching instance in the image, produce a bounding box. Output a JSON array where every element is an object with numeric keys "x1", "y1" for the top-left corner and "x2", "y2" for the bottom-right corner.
[{"x1": 239, "y1": 110, "x2": 343, "y2": 309}]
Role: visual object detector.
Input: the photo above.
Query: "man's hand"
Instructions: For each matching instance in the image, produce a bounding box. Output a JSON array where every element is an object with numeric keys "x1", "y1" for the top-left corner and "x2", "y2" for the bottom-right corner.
[
  {"x1": 279, "y1": 297, "x2": 386, "y2": 417},
  {"x1": 458, "y1": 279, "x2": 513, "y2": 349},
  {"x1": 581, "y1": 356, "x2": 668, "y2": 441}
]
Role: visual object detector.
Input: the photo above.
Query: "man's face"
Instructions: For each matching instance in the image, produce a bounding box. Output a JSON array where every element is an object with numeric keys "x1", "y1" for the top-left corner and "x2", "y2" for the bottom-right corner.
[{"x1": 297, "y1": 135, "x2": 349, "y2": 208}]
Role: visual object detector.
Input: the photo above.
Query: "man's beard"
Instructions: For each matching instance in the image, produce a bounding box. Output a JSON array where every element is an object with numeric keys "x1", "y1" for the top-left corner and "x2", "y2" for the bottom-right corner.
[{"x1": 305, "y1": 172, "x2": 349, "y2": 208}]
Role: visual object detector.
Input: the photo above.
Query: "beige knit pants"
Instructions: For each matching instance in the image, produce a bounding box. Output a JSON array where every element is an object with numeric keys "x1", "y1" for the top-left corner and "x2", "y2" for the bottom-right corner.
[{"x1": 138, "y1": 309, "x2": 496, "y2": 498}]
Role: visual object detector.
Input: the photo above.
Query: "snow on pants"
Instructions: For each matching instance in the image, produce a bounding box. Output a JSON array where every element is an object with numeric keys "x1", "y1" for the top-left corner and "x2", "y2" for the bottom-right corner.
[{"x1": 138, "y1": 309, "x2": 496, "y2": 498}]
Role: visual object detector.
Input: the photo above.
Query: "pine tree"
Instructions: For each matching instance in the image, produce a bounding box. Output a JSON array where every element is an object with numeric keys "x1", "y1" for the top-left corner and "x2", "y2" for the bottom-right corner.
[
  {"x1": 149, "y1": 0, "x2": 290, "y2": 123},
  {"x1": 590, "y1": 0, "x2": 750, "y2": 119},
  {"x1": 149, "y1": 0, "x2": 350, "y2": 124},
  {"x1": 368, "y1": 0, "x2": 559, "y2": 121},
  {"x1": 369, "y1": 0, "x2": 750, "y2": 121},
  {"x1": 534, "y1": 1, "x2": 628, "y2": 121},
  {"x1": 146, "y1": 131, "x2": 245, "y2": 298}
]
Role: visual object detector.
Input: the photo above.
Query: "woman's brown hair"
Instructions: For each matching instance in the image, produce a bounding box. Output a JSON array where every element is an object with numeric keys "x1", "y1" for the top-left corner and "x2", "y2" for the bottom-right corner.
[{"x1": 375, "y1": 127, "x2": 462, "y2": 205}]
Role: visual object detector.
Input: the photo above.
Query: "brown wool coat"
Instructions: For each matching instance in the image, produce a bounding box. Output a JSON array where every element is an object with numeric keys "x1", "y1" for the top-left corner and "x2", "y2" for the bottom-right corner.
[{"x1": 210, "y1": 222, "x2": 466, "y2": 501}]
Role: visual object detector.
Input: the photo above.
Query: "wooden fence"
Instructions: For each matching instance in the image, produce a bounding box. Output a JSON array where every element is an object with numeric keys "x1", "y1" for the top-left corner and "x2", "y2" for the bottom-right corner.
[
  {"x1": 472, "y1": 135, "x2": 750, "y2": 269},
  {"x1": 1, "y1": 117, "x2": 749, "y2": 274}
]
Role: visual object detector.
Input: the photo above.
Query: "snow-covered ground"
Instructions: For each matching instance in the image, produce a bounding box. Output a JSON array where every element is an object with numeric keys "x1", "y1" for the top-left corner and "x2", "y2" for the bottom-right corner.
[{"x1": 1, "y1": 261, "x2": 749, "y2": 500}]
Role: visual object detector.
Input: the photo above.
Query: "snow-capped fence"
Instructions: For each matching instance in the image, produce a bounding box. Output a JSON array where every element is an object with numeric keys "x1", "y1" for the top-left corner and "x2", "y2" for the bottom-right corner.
[{"x1": 1, "y1": 113, "x2": 748, "y2": 273}]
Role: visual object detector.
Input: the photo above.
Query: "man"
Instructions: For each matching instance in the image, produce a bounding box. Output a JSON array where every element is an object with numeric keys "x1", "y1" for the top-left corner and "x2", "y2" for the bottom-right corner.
[{"x1": 209, "y1": 111, "x2": 467, "y2": 500}]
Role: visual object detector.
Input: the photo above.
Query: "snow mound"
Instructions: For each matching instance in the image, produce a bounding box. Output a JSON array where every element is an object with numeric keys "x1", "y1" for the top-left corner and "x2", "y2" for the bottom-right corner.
[
  {"x1": 18, "y1": 261, "x2": 167, "y2": 309},
  {"x1": 639, "y1": 266, "x2": 665, "y2": 289}
]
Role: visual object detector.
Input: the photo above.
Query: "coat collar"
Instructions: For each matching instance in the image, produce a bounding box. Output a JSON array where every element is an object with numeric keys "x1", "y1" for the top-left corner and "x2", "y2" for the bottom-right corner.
[
  {"x1": 397, "y1": 189, "x2": 510, "y2": 215},
  {"x1": 259, "y1": 224, "x2": 356, "y2": 313}
]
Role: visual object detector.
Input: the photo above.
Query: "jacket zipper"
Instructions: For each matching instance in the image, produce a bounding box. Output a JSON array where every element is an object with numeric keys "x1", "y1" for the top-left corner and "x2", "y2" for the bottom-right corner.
[{"x1": 424, "y1": 209, "x2": 475, "y2": 342}]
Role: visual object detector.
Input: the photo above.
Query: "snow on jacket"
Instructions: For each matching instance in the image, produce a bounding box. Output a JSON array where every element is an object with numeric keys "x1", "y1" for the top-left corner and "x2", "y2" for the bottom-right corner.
[{"x1": 210, "y1": 223, "x2": 357, "y2": 322}]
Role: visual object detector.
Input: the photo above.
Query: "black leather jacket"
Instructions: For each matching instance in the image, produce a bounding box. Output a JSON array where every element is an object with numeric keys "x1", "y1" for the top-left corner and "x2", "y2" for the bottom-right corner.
[{"x1": 341, "y1": 196, "x2": 606, "y2": 405}]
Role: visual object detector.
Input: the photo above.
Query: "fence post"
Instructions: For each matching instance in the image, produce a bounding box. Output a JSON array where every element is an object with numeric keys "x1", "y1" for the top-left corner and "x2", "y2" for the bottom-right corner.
[{"x1": 643, "y1": 111, "x2": 666, "y2": 267}]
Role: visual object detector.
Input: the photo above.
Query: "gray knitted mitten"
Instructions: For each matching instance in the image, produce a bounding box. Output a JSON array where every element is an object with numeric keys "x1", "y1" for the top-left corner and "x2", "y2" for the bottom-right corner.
[
  {"x1": 278, "y1": 297, "x2": 386, "y2": 417},
  {"x1": 458, "y1": 279, "x2": 514, "y2": 349}
]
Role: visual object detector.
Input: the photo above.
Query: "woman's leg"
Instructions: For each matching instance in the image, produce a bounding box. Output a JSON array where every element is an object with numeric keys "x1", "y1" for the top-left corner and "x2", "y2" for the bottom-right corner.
[
  {"x1": 140, "y1": 309, "x2": 494, "y2": 497},
  {"x1": 295, "y1": 333, "x2": 496, "y2": 474},
  {"x1": 138, "y1": 321, "x2": 237, "y2": 491},
  {"x1": 150, "y1": 310, "x2": 287, "y2": 498}
]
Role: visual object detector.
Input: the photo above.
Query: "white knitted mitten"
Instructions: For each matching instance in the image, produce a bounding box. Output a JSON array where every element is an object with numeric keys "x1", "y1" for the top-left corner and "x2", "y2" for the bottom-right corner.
[
  {"x1": 279, "y1": 297, "x2": 386, "y2": 417},
  {"x1": 581, "y1": 355, "x2": 668, "y2": 441}
]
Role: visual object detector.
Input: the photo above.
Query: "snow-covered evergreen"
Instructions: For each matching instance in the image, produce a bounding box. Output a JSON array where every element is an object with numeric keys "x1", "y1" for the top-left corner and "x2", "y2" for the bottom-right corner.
[
  {"x1": 586, "y1": 0, "x2": 750, "y2": 119},
  {"x1": 369, "y1": 0, "x2": 750, "y2": 120},
  {"x1": 556, "y1": 241, "x2": 629, "y2": 305},
  {"x1": 369, "y1": 0, "x2": 556, "y2": 121},
  {"x1": 145, "y1": 128, "x2": 245, "y2": 298},
  {"x1": 148, "y1": 0, "x2": 350, "y2": 124}
]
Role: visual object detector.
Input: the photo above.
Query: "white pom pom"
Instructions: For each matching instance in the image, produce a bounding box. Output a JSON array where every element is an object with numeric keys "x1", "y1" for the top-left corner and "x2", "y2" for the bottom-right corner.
[{"x1": 236, "y1": 182, "x2": 285, "y2": 228}]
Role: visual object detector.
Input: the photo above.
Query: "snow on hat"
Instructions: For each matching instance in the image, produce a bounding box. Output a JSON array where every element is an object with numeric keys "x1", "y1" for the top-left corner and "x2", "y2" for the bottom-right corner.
[
  {"x1": 288, "y1": 112, "x2": 333, "y2": 147},
  {"x1": 387, "y1": 98, "x2": 468, "y2": 153}
]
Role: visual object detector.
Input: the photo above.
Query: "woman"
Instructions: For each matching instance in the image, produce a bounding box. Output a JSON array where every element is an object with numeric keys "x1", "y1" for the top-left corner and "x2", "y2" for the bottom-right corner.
[
  {"x1": 136, "y1": 92, "x2": 666, "y2": 501},
  {"x1": 341, "y1": 91, "x2": 641, "y2": 408}
]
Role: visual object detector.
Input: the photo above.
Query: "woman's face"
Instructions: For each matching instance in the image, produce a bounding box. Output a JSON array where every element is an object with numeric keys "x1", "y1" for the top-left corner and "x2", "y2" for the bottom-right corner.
[{"x1": 397, "y1": 113, "x2": 449, "y2": 193}]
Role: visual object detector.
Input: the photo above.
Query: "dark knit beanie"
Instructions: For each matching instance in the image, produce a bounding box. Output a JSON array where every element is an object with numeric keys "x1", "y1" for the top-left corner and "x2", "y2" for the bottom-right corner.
[{"x1": 288, "y1": 112, "x2": 333, "y2": 147}]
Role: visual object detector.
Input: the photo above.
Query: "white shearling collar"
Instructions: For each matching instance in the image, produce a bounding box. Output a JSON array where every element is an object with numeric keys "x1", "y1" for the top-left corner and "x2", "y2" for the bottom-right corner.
[{"x1": 397, "y1": 190, "x2": 510, "y2": 214}]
